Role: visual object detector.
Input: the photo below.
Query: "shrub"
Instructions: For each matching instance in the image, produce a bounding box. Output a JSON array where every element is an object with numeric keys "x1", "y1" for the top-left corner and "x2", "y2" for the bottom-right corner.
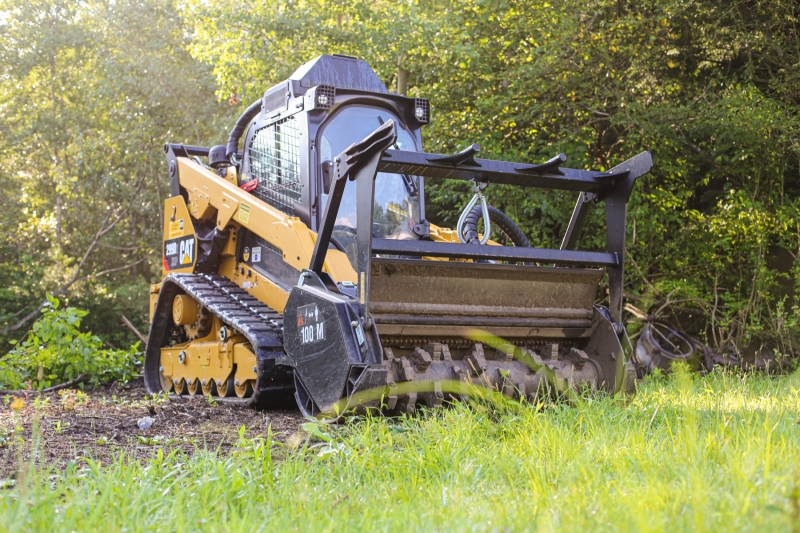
[{"x1": 0, "y1": 295, "x2": 141, "y2": 390}]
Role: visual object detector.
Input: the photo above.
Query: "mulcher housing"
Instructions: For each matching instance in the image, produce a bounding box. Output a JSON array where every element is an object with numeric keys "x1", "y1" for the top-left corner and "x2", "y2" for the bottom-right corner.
[{"x1": 144, "y1": 54, "x2": 651, "y2": 415}]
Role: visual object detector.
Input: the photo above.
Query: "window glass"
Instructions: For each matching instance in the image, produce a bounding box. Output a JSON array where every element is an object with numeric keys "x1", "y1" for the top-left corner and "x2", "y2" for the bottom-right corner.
[{"x1": 320, "y1": 106, "x2": 420, "y2": 265}]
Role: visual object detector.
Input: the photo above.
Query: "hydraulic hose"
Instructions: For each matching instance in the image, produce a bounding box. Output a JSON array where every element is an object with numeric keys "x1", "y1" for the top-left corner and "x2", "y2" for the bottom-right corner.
[
  {"x1": 226, "y1": 99, "x2": 263, "y2": 161},
  {"x1": 462, "y1": 205, "x2": 531, "y2": 248}
]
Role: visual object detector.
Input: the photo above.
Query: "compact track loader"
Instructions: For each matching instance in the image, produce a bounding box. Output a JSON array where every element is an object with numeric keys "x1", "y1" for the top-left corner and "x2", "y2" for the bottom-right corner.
[{"x1": 145, "y1": 54, "x2": 651, "y2": 415}]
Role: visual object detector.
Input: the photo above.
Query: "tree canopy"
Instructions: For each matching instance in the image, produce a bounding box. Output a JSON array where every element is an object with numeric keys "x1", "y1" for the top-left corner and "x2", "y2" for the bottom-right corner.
[
  {"x1": 0, "y1": 0, "x2": 229, "y2": 347},
  {"x1": 2, "y1": 0, "x2": 799, "y2": 359}
]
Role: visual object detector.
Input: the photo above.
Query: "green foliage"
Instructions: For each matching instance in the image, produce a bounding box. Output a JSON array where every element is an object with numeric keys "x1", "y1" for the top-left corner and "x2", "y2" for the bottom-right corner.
[
  {"x1": 2, "y1": 370, "x2": 800, "y2": 531},
  {"x1": 2, "y1": 0, "x2": 800, "y2": 359},
  {"x1": 0, "y1": 0, "x2": 230, "y2": 348},
  {"x1": 0, "y1": 295, "x2": 141, "y2": 390},
  {"x1": 187, "y1": 0, "x2": 800, "y2": 355}
]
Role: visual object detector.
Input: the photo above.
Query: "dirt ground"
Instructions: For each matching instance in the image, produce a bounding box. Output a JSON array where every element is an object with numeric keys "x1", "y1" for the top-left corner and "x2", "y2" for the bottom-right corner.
[{"x1": 0, "y1": 379, "x2": 305, "y2": 474}]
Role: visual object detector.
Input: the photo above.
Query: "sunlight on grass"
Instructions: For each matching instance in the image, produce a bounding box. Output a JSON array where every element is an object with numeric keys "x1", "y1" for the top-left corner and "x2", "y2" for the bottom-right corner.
[{"x1": 2, "y1": 367, "x2": 799, "y2": 532}]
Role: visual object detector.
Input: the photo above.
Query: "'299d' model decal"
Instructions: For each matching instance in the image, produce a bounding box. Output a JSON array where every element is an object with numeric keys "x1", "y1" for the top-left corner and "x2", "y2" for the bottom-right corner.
[{"x1": 164, "y1": 236, "x2": 196, "y2": 270}]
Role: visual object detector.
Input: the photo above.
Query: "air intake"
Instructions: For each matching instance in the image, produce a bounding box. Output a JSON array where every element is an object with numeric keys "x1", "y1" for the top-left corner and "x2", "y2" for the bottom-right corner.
[{"x1": 262, "y1": 82, "x2": 289, "y2": 115}]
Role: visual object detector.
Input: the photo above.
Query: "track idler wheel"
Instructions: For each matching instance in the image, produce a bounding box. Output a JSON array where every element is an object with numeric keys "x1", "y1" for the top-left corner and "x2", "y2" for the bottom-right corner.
[
  {"x1": 201, "y1": 379, "x2": 216, "y2": 396},
  {"x1": 173, "y1": 377, "x2": 187, "y2": 395},
  {"x1": 216, "y1": 376, "x2": 234, "y2": 397},
  {"x1": 159, "y1": 371, "x2": 174, "y2": 393}
]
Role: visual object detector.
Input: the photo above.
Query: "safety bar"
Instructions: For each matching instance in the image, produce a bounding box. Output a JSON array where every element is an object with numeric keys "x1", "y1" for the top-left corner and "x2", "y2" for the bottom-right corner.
[
  {"x1": 164, "y1": 143, "x2": 211, "y2": 157},
  {"x1": 372, "y1": 239, "x2": 618, "y2": 267},
  {"x1": 378, "y1": 148, "x2": 636, "y2": 192}
]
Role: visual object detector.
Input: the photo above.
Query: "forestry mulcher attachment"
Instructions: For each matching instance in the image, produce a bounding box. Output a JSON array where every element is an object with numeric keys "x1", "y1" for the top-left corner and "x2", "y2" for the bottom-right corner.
[{"x1": 144, "y1": 54, "x2": 651, "y2": 416}]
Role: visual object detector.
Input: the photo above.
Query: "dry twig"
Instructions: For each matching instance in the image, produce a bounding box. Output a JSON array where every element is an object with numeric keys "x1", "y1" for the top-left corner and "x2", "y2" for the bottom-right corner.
[{"x1": 121, "y1": 315, "x2": 147, "y2": 343}]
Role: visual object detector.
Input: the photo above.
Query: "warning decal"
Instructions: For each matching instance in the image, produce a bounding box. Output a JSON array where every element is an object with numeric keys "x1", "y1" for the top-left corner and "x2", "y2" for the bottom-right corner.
[
  {"x1": 238, "y1": 202, "x2": 251, "y2": 224},
  {"x1": 168, "y1": 219, "x2": 185, "y2": 239},
  {"x1": 164, "y1": 235, "x2": 195, "y2": 270}
]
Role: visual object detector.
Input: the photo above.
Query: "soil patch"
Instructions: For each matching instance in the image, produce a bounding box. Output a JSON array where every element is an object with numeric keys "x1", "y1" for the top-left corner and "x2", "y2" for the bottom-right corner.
[{"x1": 0, "y1": 379, "x2": 304, "y2": 475}]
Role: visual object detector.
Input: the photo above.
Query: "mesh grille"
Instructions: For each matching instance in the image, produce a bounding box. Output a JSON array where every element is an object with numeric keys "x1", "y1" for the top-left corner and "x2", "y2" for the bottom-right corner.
[
  {"x1": 414, "y1": 98, "x2": 430, "y2": 123},
  {"x1": 247, "y1": 116, "x2": 301, "y2": 215},
  {"x1": 256, "y1": 236, "x2": 283, "y2": 257},
  {"x1": 315, "y1": 85, "x2": 335, "y2": 109}
]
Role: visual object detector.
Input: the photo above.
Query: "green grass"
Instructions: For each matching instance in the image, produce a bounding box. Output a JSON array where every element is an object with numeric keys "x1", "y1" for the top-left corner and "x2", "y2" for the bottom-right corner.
[{"x1": 3, "y1": 366, "x2": 800, "y2": 532}]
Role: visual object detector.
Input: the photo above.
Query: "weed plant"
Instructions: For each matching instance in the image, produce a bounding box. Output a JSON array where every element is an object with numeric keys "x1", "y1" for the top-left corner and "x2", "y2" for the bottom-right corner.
[
  {"x1": 1, "y1": 366, "x2": 799, "y2": 532},
  {"x1": 0, "y1": 295, "x2": 141, "y2": 390}
]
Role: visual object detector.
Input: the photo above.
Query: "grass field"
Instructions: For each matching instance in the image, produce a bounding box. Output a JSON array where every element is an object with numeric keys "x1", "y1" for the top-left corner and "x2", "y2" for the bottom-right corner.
[{"x1": 2, "y1": 366, "x2": 799, "y2": 532}]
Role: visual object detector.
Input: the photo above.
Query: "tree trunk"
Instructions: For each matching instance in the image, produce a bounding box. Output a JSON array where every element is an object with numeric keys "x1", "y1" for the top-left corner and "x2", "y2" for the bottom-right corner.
[
  {"x1": 397, "y1": 67, "x2": 409, "y2": 96},
  {"x1": 56, "y1": 195, "x2": 63, "y2": 252},
  {"x1": 130, "y1": 212, "x2": 138, "y2": 277}
]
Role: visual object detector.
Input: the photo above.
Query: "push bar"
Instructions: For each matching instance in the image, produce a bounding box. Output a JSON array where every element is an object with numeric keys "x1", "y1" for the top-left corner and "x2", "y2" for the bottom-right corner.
[
  {"x1": 372, "y1": 239, "x2": 618, "y2": 267},
  {"x1": 379, "y1": 149, "x2": 637, "y2": 192},
  {"x1": 306, "y1": 122, "x2": 653, "y2": 329}
]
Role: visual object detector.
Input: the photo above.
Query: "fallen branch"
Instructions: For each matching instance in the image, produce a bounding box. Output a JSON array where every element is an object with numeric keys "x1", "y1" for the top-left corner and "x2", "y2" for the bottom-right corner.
[
  {"x1": 624, "y1": 303, "x2": 648, "y2": 320},
  {"x1": 0, "y1": 373, "x2": 89, "y2": 396},
  {"x1": 121, "y1": 314, "x2": 147, "y2": 343},
  {"x1": 625, "y1": 251, "x2": 660, "y2": 297}
]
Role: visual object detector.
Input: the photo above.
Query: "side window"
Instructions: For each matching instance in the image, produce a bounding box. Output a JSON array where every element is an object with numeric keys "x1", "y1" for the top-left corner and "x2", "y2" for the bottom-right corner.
[{"x1": 246, "y1": 116, "x2": 301, "y2": 215}]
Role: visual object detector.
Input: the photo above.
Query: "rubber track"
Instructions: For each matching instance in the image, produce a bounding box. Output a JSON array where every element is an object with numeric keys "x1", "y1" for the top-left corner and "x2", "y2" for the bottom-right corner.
[
  {"x1": 170, "y1": 273, "x2": 284, "y2": 340},
  {"x1": 146, "y1": 273, "x2": 291, "y2": 407}
]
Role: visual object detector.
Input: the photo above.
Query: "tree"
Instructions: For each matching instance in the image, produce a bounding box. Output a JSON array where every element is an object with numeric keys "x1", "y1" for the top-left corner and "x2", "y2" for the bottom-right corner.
[
  {"x1": 0, "y1": 0, "x2": 229, "y2": 347},
  {"x1": 187, "y1": 0, "x2": 800, "y2": 355},
  {"x1": 3, "y1": 0, "x2": 799, "y2": 358}
]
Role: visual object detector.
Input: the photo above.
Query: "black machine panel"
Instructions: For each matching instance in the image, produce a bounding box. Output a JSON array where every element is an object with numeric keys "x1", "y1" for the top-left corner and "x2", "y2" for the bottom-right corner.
[
  {"x1": 237, "y1": 228, "x2": 301, "y2": 290},
  {"x1": 281, "y1": 271, "x2": 376, "y2": 413}
]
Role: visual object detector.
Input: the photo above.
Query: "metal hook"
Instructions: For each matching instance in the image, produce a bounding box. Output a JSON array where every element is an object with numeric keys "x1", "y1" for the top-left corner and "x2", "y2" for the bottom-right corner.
[{"x1": 456, "y1": 181, "x2": 491, "y2": 244}]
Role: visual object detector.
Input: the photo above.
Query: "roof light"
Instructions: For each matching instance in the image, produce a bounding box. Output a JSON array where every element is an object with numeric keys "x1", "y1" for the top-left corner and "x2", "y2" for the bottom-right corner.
[
  {"x1": 312, "y1": 85, "x2": 335, "y2": 110},
  {"x1": 414, "y1": 98, "x2": 430, "y2": 124}
]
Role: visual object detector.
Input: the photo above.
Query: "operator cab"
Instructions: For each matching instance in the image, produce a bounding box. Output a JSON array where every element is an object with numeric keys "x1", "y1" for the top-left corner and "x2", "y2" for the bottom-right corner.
[
  {"x1": 235, "y1": 54, "x2": 430, "y2": 276},
  {"x1": 319, "y1": 106, "x2": 421, "y2": 263}
]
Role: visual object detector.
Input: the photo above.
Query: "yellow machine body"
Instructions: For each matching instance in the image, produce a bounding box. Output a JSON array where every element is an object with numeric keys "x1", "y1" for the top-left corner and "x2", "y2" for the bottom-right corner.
[{"x1": 143, "y1": 54, "x2": 645, "y2": 412}]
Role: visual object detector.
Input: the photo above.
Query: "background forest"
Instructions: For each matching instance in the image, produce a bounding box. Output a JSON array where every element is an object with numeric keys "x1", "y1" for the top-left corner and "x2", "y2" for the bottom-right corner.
[{"x1": 2, "y1": 0, "x2": 799, "y2": 365}]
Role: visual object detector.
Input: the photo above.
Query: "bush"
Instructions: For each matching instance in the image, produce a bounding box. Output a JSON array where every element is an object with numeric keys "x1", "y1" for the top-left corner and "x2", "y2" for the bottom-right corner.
[{"x1": 0, "y1": 295, "x2": 141, "y2": 390}]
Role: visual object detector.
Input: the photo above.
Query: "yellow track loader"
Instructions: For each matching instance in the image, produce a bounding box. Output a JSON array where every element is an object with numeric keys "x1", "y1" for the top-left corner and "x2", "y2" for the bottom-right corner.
[{"x1": 144, "y1": 54, "x2": 651, "y2": 415}]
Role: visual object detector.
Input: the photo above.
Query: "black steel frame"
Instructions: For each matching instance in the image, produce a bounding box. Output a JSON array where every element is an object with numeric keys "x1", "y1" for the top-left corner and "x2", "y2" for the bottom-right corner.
[
  {"x1": 164, "y1": 124, "x2": 652, "y2": 330},
  {"x1": 309, "y1": 121, "x2": 652, "y2": 331}
]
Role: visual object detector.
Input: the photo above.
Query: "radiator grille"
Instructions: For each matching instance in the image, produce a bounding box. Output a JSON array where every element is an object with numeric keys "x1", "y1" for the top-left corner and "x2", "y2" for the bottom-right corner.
[{"x1": 247, "y1": 116, "x2": 301, "y2": 215}]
